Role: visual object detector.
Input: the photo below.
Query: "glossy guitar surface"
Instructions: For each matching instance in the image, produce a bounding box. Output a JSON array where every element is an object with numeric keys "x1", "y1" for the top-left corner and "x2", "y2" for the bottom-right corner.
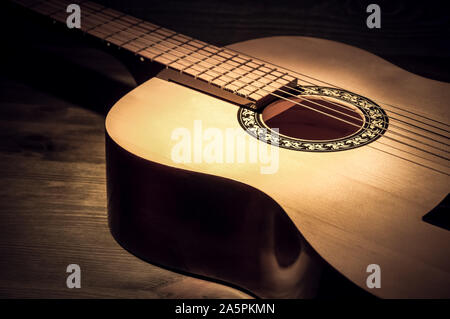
[{"x1": 106, "y1": 36, "x2": 450, "y2": 298}]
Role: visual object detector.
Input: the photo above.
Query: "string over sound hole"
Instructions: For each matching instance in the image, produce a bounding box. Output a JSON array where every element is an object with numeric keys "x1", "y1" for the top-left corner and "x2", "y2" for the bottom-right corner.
[
  {"x1": 262, "y1": 96, "x2": 365, "y2": 141},
  {"x1": 238, "y1": 86, "x2": 389, "y2": 152}
]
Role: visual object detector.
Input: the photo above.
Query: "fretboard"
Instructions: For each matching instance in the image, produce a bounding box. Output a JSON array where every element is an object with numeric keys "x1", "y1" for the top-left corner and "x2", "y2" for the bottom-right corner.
[{"x1": 12, "y1": 0, "x2": 298, "y2": 109}]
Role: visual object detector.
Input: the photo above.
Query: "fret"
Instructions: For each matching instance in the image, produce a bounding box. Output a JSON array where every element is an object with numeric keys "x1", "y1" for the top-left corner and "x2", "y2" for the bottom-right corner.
[
  {"x1": 105, "y1": 25, "x2": 146, "y2": 48},
  {"x1": 137, "y1": 36, "x2": 214, "y2": 77},
  {"x1": 206, "y1": 57, "x2": 254, "y2": 94},
  {"x1": 203, "y1": 46, "x2": 221, "y2": 55},
  {"x1": 107, "y1": 32, "x2": 133, "y2": 46},
  {"x1": 88, "y1": 14, "x2": 133, "y2": 40},
  {"x1": 137, "y1": 33, "x2": 178, "y2": 57},
  {"x1": 154, "y1": 54, "x2": 178, "y2": 66},
  {"x1": 169, "y1": 60, "x2": 191, "y2": 71},
  {"x1": 82, "y1": 13, "x2": 111, "y2": 33},
  {"x1": 139, "y1": 21, "x2": 162, "y2": 32},
  {"x1": 178, "y1": 43, "x2": 212, "y2": 65},
  {"x1": 223, "y1": 81, "x2": 242, "y2": 93},
  {"x1": 211, "y1": 77, "x2": 228, "y2": 88},
  {"x1": 217, "y1": 50, "x2": 236, "y2": 60},
  {"x1": 122, "y1": 39, "x2": 148, "y2": 52},
  {"x1": 121, "y1": 27, "x2": 163, "y2": 51},
  {"x1": 102, "y1": 8, "x2": 123, "y2": 18},
  {"x1": 95, "y1": 21, "x2": 124, "y2": 34},
  {"x1": 126, "y1": 25, "x2": 151, "y2": 37},
  {"x1": 120, "y1": 15, "x2": 141, "y2": 25},
  {"x1": 244, "y1": 65, "x2": 295, "y2": 100},
  {"x1": 106, "y1": 21, "x2": 163, "y2": 48},
  {"x1": 100, "y1": 21, "x2": 130, "y2": 42},
  {"x1": 12, "y1": 0, "x2": 301, "y2": 106},
  {"x1": 139, "y1": 46, "x2": 165, "y2": 61},
  {"x1": 183, "y1": 64, "x2": 209, "y2": 77},
  {"x1": 197, "y1": 72, "x2": 216, "y2": 83},
  {"x1": 86, "y1": 13, "x2": 124, "y2": 30},
  {"x1": 172, "y1": 58, "x2": 204, "y2": 73},
  {"x1": 164, "y1": 47, "x2": 186, "y2": 58}
]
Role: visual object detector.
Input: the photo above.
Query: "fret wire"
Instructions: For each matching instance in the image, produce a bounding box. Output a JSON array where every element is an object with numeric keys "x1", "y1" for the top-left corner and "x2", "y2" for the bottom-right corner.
[
  {"x1": 137, "y1": 35, "x2": 211, "y2": 71},
  {"x1": 129, "y1": 28, "x2": 217, "y2": 67},
  {"x1": 82, "y1": 0, "x2": 145, "y2": 35},
  {"x1": 137, "y1": 37, "x2": 233, "y2": 82},
  {"x1": 226, "y1": 68, "x2": 259, "y2": 94},
  {"x1": 162, "y1": 48, "x2": 213, "y2": 75},
  {"x1": 133, "y1": 32, "x2": 286, "y2": 100},
  {"x1": 107, "y1": 23, "x2": 257, "y2": 91},
  {"x1": 99, "y1": 14, "x2": 163, "y2": 44},
  {"x1": 150, "y1": 37, "x2": 284, "y2": 98},
  {"x1": 195, "y1": 58, "x2": 224, "y2": 79},
  {"x1": 86, "y1": 13, "x2": 128, "y2": 35},
  {"x1": 122, "y1": 25, "x2": 164, "y2": 49},
  {"x1": 109, "y1": 21, "x2": 153, "y2": 46},
  {"x1": 17, "y1": 0, "x2": 285, "y2": 102},
  {"x1": 132, "y1": 34, "x2": 266, "y2": 99},
  {"x1": 208, "y1": 54, "x2": 240, "y2": 82},
  {"x1": 222, "y1": 58, "x2": 253, "y2": 86},
  {"x1": 136, "y1": 32, "x2": 178, "y2": 57},
  {"x1": 265, "y1": 71, "x2": 290, "y2": 89},
  {"x1": 41, "y1": 1, "x2": 294, "y2": 100},
  {"x1": 167, "y1": 43, "x2": 213, "y2": 74},
  {"x1": 79, "y1": 3, "x2": 112, "y2": 32},
  {"x1": 101, "y1": 16, "x2": 142, "y2": 42},
  {"x1": 244, "y1": 65, "x2": 279, "y2": 95},
  {"x1": 194, "y1": 48, "x2": 227, "y2": 79},
  {"x1": 137, "y1": 29, "x2": 196, "y2": 53},
  {"x1": 104, "y1": 18, "x2": 152, "y2": 45},
  {"x1": 232, "y1": 60, "x2": 271, "y2": 96}
]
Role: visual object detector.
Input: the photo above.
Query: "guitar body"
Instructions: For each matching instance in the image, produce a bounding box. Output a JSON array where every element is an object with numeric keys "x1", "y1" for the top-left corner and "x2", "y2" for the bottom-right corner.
[{"x1": 105, "y1": 36, "x2": 450, "y2": 298}]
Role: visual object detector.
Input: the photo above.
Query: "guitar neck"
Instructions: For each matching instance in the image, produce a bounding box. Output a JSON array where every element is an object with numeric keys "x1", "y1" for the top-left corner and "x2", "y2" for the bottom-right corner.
[{"x1": 12, "y1": 0, "x2": 298, "y2": 109}]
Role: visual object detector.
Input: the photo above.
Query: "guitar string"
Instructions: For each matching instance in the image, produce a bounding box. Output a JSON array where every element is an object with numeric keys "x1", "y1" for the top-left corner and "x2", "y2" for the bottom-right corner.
[
  {"x1": 313, "y1": 96, "x2": 449, "y2": 141},
  {"x1": 223, "y1": 45, "x2": 450, "y2": 129},
  {"x1": 278, "y1": 77, "x2": 450, "y2": 135},
  {"x1": 83, "y1": 18, "x2": 450, "y2": 157},
  {"x1": 44, "y1": 0, "x2": 448, "y2": 139},
  {"x1": 366, "y1": 144, "x2": 449, "y2": 176},
  {"x1": 73, "y1": 13, "x2": 450, "y2": 162},
  {"x1": 86, "y1": 14, "x2": 450, "y2": 144},
  {"x1": 119, "y1": 19, "x2": 450, "y2": 134},
  {"x1": 28, "y1": 1, "x2": 450, "y2": 169},
  {"x1": 31, "y1": 0, "x2": 450, "y2": 132}
]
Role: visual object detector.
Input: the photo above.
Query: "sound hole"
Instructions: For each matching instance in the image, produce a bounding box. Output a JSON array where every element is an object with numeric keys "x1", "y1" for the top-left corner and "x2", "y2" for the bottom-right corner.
[{"x1": 262, "y1": 96, "x2": 365, "y2": 141}]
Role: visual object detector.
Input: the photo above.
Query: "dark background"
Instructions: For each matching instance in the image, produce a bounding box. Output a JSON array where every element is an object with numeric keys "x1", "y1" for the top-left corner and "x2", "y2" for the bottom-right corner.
[{"x1": 0, "y1": 0, "x2": 448, "y2": 298}]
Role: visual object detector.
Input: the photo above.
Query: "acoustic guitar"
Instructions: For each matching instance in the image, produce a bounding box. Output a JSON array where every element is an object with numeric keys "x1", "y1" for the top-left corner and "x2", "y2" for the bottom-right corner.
[{"x1": 14, "y1": 0, "x2": 450, "y2": 298}]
